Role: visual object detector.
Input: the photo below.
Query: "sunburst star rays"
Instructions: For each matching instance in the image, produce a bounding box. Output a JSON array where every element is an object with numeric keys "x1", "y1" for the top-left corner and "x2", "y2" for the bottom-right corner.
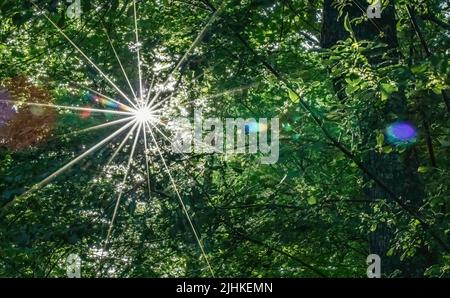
[{"x1": 18, "y1": 0, "x2": 226, "y2": 277}]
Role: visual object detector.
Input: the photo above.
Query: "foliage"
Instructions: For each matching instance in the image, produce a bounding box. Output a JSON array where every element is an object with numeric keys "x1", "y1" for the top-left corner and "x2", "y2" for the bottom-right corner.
[{"x1": 0, "y1": 0, "x2": 449, "y2": 277}]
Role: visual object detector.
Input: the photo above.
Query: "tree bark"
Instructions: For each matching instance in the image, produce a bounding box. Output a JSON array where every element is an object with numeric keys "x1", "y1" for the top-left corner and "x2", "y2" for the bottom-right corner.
[{"x1": 320, "y1": 0, "x2": 428, "y2": 277}]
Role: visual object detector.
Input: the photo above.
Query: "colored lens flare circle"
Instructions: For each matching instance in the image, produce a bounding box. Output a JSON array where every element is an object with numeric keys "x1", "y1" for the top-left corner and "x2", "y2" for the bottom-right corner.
[
  {"x1": 84, "y1": 91, "x2": 128, "y2": 112},
  {"x1": 385, "y1": 121, "x2": 417, "y2": 146},
  {"x1": 80, "y1": 107, "x2": 92, "y2": 119},
  {"x1": 245, "y1": 122, "x2": 268, "y2": 134},
  {"x1": 0, "y1": 90, "x2": 15, "y2": 127},
  {"x1": 0, "y1": 77, "x2": 56, "y2": 151}
]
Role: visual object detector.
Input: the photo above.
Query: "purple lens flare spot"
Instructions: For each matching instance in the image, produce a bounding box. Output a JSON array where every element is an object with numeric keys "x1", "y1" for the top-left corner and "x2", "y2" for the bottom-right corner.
[
  {"x1": 385, "y1": 121, "x2": 417, "y2": 146},
  {"x1": 0, "y1": 90, "x2": 15, "y2": 127}
]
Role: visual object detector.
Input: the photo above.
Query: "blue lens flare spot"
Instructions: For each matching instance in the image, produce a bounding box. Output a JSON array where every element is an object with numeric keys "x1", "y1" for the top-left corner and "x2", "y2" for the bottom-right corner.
[
  {"x1": 100, "y1": 98, "x2": 118, "y2": 109},
  {"x1": 245, "y1": 122, "x2": 258, "y2": 134},
  {"x1": 385, "y1": 121, "x2": 417, "y2": 146},
  {"x1": 245, "y1": 122, "x2": 268, "y2": 134}
]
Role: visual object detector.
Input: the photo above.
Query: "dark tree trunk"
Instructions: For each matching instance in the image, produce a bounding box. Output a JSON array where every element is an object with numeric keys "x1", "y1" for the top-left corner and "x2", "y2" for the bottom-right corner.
[{"x1": 320, "y1": 0, "x2": 428, "y2": 277}]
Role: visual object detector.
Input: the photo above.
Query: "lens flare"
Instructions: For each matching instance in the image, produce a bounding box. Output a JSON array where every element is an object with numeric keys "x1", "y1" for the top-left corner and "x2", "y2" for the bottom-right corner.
[
  {"x1": 80, "y1": 107, "x2": 92, "y2": 119},
  {"x1": 0, "y1": 77, "x2": 56, "y2": 151},
  {"x1": 84, "y1": 92, "x2": 126, "y2": 112},
  {"x1": 0, "y1": 90, "x2": 15, "y2": 127},
  {"x1": 22, "y1": 0, "x2": 221, "y2": 276},
  {"x1": 245, "y1": 122, "x2": 267, "y2": 134},
  {"x1": 385, "y1": 121, "x2": 417, "y2": 146},
  {"x1": 134, "y1": 106, "x2": 154, "y2": 123}
]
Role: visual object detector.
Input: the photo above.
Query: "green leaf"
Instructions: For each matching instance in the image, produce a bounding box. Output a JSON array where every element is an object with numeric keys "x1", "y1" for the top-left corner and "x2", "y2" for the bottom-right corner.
[
  {"x1": 438, "y1": 138, "x2": 450, "y2": 147},
  {"x1": 418, "y1": 166, "x2": 429, "y2": 173},
  {"x1": 327, "y1": 111, "x2": 341, "y2": 121},
  {"x1": 370, "y1": 223, "x2": 377, "y2": 232},
  {"x1": 381, "y1": 83, "x2": 398, "y2": 95},
  {"x1": 411, "y1": 64, "x2": 428, "y2": 74},
  {"x1": 307, "y1": 196, "x2": 317, "y2": 205},
  {"x1": 282, "y1": 123, "x2": 293, "y2": 132},
  {"x1": 376, "y1": 132, "x2": 384, "y2": 148},
  {"x1": 381, "y1": 90, "x2": 389, "y2": 101},
  {"x1": 288, "y1": 89, "x2": 299, "y2": 103},
  {"x1": 292, "y1": 134, "x2": 301, "y2": 141},
  {"x1": 380, "y1": 82, "x2": 398, "y2": 101},
  {"x1": 345, "y1": 83, "x2": 359, "y2": 95},
  {"x1": 432, "y1": 85, "x2": 443, "y2": 95},
  {"x1": 343, "y1": 13, "x2": 352, "y2": 34},
  {"x1": 386, "y1": 247, "x2": 394, "y2": 257}
]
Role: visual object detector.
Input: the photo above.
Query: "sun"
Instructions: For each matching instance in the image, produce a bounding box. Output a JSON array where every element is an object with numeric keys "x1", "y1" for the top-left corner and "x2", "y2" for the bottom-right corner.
[
  {"x1": 134, "y1": 104, "x2": 155, "y2": 123},
  {"x1": 19, "y1": 0, "x2": 221, "y2": 277}
]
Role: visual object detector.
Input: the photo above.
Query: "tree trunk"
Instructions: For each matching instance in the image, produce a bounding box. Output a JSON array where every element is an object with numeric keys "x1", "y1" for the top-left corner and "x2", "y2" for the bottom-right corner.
[{"x1": 320, "y1": 0, "x2": 428, "y2": 277}]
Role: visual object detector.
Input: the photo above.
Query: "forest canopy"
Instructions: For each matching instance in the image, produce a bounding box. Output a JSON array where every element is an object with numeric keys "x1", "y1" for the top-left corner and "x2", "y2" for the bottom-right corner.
[{"x1": 0, "y1": 0, "x2": 449, "y2": 278}]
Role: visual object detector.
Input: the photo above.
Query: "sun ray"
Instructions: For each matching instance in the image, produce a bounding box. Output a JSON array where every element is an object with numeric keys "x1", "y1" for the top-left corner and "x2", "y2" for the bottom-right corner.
[
  {"x1": 0, "y1": 100, "x2": 135, "y2": 116},
  {"x1": 148, "y1": 94, "x2": 172, "y2": 112},
  {"x1": 149, "y1": 83, "x2": 257, "y2": 113},
  {"x1": 147, "y1": 59, "x2": 231, "y2": 112},
  {"x1": 101, "y1": 21, "x2": 138, "y2": 100},
  {"x1": 148, "y1": 5, "x2": 224, "y2": 108},
  {"x1": 184, "y1": 83, "x2": 259, "y2": 103},
  {"x1": 145, "y1": 122, "x2": 215, "y2": 277},
  {"x1": 145, "y1": 73, "x2": 156, "y2": 104},
  {"x1": 152, "y1": 113, "x2": 273, "y2": 155},
  {"x1": 56, "y1": 116, "x2": 135, "y2": 139},
  {"x1": 149, "y1": 119, "x2": 224, "y2": 154},
  {"x1": 70, "y1": 84, "x2": 133, "y2": 112},
  {"x1": 104, "y1": 122, "x2": 143, "y2": 247},
  {"x1": 106, "y1": 121, "x2": 140, "y2": 167},
  {"x1": 22, "y1": 119, "x2": 137, "y2": 197},
  {"x1": 32, "y1": 3, "x2": 139, "y2": 110},
  {"x1": 148, "y1": 94, "x2": 173, "y2": 113},
  {"x1": 12, "y1": 0, "x2": 236, "y2": 277},
  {"x1": 133, "y1": 0, "x2": 144, "y2": 105},
  {"x1": 142, "y1": 121, "x2": 153, "y2": 200}
]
